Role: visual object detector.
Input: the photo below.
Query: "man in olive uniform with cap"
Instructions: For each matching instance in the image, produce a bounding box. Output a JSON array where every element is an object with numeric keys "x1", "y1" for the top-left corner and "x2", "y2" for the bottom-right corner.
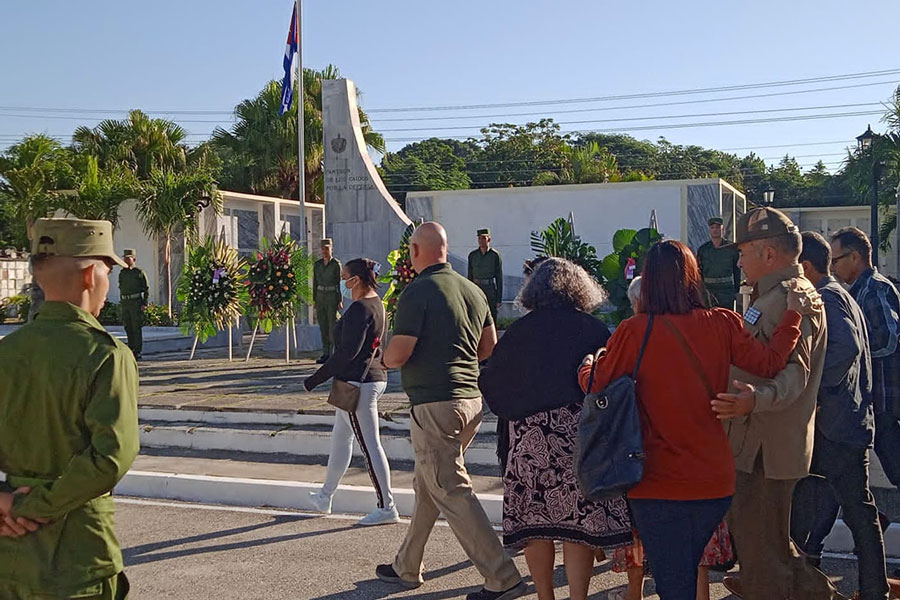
[
  {"x1": 711, "y1": 207, "x2": 844, "y2": 599},
  {"x1": 468, "y1": 228, "x2": 503, "y2": 324},
  {"x1": 697, "y1": 216, "x2": 741, "y2": 309},
  {"x1": 0, "y1": 217, "x2": 139, "y2": 599},
  {"x1": 313, "y1": 238, "x2": 342, "y2": 364},
  {"x1": 118, "y1": 248, "x2": 149, "y2": 359}
]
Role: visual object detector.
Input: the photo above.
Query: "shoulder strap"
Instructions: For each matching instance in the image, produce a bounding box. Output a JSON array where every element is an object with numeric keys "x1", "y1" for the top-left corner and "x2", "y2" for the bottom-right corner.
[
  {"x1": 632, "y1": 314, "x2": 654, "y2": 379},
  {"x1": 359, "y1": 309, "x2": 387, "y2": 382},
  {"x1": 661, "y1": 316, "x2": 715, "y2": 398}
]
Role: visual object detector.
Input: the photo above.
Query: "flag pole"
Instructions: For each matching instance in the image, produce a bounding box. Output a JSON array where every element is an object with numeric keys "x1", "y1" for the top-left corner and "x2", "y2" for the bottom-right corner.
[{"x1": 296, "y1": 0, "x2": 307, "y2": 250}]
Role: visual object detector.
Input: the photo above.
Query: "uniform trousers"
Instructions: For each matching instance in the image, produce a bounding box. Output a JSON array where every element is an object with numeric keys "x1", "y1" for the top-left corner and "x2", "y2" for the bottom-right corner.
[
  {"x1": 392, "y1": 397, "x2": 521, "y2": 591},
  {"x1": 321, "y1": 381, "x2": 393, "y2": 510},
  {"x1": 120, "y1": 300, "x2": 143, "y2": 356},
  {"x1": 0, "y1": 572, "x2": 129, "y2": 600},
  {"x1": 315, "y1": 296, "x2": 339, "y2": 354},
  {"x1": 728, "y1": 454, "x2": 845, "y2": 600}
]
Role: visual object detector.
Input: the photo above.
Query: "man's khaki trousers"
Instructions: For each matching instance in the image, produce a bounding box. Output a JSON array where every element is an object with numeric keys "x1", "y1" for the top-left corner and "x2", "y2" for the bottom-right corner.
[
  {"x1": 393, "y1": 397, "x2": 521, "y2": 592},
  {"x1": 729, "y1": 455, "x2": 846, "y2": 600}
]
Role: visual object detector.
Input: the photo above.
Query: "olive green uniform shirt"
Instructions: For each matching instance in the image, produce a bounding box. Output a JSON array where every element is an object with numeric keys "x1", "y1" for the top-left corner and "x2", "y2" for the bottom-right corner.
[
  {"x1": 117, "y1": 267, "x2": 149, "y2": 304},
  {"x1": 313, "y1": 258, "x2": 342, "y2": 304},
  {"x1": 726, "y1": 265, "x2": 826, "y2": 479},
  {"x1": 393, "y1": 263, "x2": 492, "y2": 405},
  {"x1": 467, "y1": 248, "x2": 503, "y2": 300},
  {"x1": 697, "y1": 239, "x2": 741, "y2": 308},
  {"x1": 0, "y1": 302, "x2": 140, "y2": 596}
]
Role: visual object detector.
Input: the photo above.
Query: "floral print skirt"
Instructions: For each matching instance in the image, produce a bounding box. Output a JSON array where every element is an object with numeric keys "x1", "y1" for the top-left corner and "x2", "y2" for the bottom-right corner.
[
  {"x1": 612, "y1": 520, "x2": 735, "y2": 572},
  {"x1": 501, "y1": 403, "x2": 634, "y2": 550}
]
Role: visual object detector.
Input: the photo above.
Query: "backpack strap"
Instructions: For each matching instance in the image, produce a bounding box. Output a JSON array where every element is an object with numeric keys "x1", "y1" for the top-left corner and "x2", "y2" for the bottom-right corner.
[
  {"x1": 661, "y1": 316, "x2": 715, "y2": 398},
  {"x1": 632, "y1": 314, "x2": 654, "y2": 379}
]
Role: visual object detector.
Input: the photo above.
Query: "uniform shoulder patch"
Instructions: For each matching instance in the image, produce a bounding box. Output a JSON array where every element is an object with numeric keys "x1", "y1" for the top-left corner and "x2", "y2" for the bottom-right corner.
[{"x1": 744, "y1": 306, "x2": 762, "y2": 325}]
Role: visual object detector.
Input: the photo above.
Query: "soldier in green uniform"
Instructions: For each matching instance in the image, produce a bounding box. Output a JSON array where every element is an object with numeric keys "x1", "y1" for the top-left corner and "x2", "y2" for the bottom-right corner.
[
  {"x1": 0, "y1": 218, "x2": 139, "y2": 599},
  {"x1": 118, "y1": 248, "x2": 149, "y2": 359},
  {"x1": 313, "y1": 238, "x2": 342, "y2": 364},
  {"x1": 697, "y1": 216, "x2": 742, "y2": 309},
  {"x1": 468, "y1": 228, "x2": 503, "y2": 324}
]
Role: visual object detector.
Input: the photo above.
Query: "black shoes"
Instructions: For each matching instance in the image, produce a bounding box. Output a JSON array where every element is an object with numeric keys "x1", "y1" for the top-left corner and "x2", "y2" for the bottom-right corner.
[
  {"x1": 466, "y1": 581, "x2": 527, "y2": 600},
  {"x1": 315, "y1": 354, "x2": 329, "y2": 364},
  {"x1": 375, "y1": 564, "x2": 422, "y2": 589}
]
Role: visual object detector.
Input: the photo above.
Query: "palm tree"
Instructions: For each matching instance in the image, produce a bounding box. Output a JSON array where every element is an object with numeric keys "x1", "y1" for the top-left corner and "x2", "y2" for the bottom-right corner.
[
  {"x1": 137, "y1": 168, "x2": 222, "y2": 315},
  {"x1": 58, "y1": 156, "x2": 140, "y2": 227},
  {"x1": 73, "y1": 109, "x2": 187, "y2": 179},
  {"x1": 212, "y1": 65, "x2": 384, "y2": 203},
  {"x1": 533, "y1": 142, "x2": 621, "y2": 185}
]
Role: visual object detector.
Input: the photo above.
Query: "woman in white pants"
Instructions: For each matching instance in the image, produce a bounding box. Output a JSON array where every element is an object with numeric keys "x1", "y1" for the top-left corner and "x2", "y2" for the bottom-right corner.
[{"x1": 304, "y1": 258, "x2": 398, "y2": 526}]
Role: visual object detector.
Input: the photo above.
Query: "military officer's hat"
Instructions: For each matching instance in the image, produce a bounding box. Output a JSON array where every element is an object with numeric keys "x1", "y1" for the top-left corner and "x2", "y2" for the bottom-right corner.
[
  {"x1": 730, "y1": 207, "x2": 798, "y2": 246},
  {"x1": 32, "y1": 218, "x2": 128, "y2": 268},
  {"x1": 321, "y1": 238, "x2": 333, "y2": 248},
  {"x1": 477, "y1": 228, "x2": 491, "y2": 237},
  {"x1": 708, "y1": 217, "x2": 724, "y2": 226},
  {"x1": 123, "y1": 248, "x2": 136, "y2": 257}
]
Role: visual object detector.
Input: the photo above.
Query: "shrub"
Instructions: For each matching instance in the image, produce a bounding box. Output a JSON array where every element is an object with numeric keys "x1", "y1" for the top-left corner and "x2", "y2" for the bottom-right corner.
[
  {"x1": 98, "y1": 301, "x2": 121, "y2": 325},
  {"x1": 143, "y1": 303, "x2": 175, "y2": 327}
]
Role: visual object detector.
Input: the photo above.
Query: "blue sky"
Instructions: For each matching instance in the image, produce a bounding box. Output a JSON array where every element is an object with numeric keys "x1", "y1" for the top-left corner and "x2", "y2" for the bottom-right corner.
[{"x1": 2, "y1": 0, "x2": 899, "y2": 173}]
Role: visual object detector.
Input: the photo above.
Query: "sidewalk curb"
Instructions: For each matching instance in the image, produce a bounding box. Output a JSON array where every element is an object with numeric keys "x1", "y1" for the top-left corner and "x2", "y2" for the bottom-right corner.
[
  {"x1": 114, "y1": 470, "x2": 900, "y2": 556},
  {"x1": 115, "y1": 470, "x2": 504, "y2": 522}
]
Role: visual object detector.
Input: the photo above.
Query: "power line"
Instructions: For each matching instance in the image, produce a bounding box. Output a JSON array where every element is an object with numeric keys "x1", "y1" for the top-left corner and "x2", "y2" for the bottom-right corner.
[
  {"x1": 375, "y1": 103, "x2": 884, "y2": 133},
  {"x1": 382, "y1": 110, "x2": 885, "y2": 142},
  {"x1": 366, "y1": 68, "x2": 900, "y2": 113},
  {"x1": 369, "y1": 80, "x2": 898, "y2": 123}
]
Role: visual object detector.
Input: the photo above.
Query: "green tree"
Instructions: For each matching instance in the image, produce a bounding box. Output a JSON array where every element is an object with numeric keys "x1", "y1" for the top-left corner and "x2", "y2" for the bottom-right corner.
[
  {"x1": 57, "y1": 156, "x2": 140, "y2": 226},
  {"x1": 212, "y1": 66, "x2": 384, "y2": 203},
  {"x1": 533, "y1": 141, "x2": 621, "y2": 185},
  {"x1": 380, "y1": 138, "x2": 473, "y2": 204},
  {"x1": 73, "y1": 109, "x2": 188, "y2": 179},
  {"x1": 467, "y1": 119, "x2": 569, "y2": 188},
  {"x1": 137, "y1": 168, "x2": 222, "y2": 316},
  {"x1": 0, "y1": 134, "x2": 74, "y2": 248}
]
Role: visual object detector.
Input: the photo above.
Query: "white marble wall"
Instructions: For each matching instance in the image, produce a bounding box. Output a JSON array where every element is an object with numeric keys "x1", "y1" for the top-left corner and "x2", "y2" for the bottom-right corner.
[{"x1": 0, "y1": 259, "x2": 30, "y2": 300}]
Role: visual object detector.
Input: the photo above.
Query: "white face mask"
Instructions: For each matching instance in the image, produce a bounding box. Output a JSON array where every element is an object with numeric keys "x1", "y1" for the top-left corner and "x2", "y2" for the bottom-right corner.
[{"x1": 340, "y1": 278, "x2": 355, "y2": 299}]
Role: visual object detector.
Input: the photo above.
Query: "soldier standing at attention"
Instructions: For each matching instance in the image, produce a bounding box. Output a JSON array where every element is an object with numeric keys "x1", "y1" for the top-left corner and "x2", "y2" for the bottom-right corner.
[
  {"x1": 0, "y1": 218, "x2": 139, "y2": 599},
  {"x1": 118, "y1": 248, "x2": 149, "y2": 359},
  {"x1": 313, "y1": 238, "x2": 342, "y2": 364},
  {"x1": 468, "y1": 228, "x2": 503, "y2": 324},
  {"x1": 698, "y1": 216, "x2": 741, "y2": 309}
]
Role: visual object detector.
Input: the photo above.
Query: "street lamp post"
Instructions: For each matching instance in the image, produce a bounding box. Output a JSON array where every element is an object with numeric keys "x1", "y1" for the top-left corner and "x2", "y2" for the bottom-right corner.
[{"x1": 857, "y1": 125, "x2": 881, "y2": 267}]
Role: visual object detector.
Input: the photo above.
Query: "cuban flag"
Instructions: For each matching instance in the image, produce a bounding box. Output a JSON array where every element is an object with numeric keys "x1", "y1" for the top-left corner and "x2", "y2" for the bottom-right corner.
[{"x1": 278, "y1": 5, "x2": 298, "y2": 116}]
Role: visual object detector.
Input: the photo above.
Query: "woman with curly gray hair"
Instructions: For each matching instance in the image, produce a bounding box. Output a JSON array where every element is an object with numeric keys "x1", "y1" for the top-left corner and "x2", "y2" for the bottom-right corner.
[{"x1": 479, "y1": 258, "x2": 634, "y2": 600}]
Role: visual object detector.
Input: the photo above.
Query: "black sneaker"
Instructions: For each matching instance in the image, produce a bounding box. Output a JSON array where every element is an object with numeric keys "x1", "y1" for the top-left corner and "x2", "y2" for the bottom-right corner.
[
  {"x1": 315, "y1": 354, "x2": 329, "y2": 364},
  {"x1": 375, "y1": 564, "x2": 422, "y2": 589},
  {"x1": 466, "y1": 581, "x2": 527, "y2": 600}
]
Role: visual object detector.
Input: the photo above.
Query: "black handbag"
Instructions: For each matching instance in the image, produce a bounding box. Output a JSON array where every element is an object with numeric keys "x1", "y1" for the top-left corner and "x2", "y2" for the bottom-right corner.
[{"x1": 575, "y1": 315, "x2": 654, "y2": 500}]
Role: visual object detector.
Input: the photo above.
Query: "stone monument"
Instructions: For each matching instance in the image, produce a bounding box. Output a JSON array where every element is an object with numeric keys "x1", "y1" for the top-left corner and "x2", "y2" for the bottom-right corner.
[{"x1": 322, "y1": 79, "x2": 413, "y2": 270}]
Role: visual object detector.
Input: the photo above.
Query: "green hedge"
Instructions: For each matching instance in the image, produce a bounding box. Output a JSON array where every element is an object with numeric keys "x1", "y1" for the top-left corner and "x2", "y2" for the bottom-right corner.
[{"x1": 98, "y1": 301, "x2": 176, "y2": 327}]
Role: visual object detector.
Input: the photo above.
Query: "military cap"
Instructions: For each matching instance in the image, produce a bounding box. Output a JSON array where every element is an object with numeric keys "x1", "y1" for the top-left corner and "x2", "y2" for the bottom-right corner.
[
  {"x1": 321, "y1": 238, "x2": 333, "y2": 248},
  {"x1": 732, "y1": 207, "x2": 798, "y2": 246},
  {"x1": 477, "y1": 228, "x2": 491, "y2": 236},
  {"x1": 32, "y1": 218, "x2": 127, "y2": 268},
  {"x1": 708, "y1": 217, "x2": 724, "y2": 226},
  {"x1": 123, "y1": 248, "x2": 136, "y2": 257}
]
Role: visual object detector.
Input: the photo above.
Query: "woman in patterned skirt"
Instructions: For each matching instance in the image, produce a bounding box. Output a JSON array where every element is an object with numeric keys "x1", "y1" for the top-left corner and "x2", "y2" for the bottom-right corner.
[{"x1": 480, "y1": 258, "x2": 634, "y2": 600}]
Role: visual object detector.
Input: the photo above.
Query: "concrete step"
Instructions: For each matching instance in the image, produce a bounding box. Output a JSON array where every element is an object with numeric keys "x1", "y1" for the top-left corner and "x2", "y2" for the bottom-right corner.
[{"x1": 138, "y1": 407, "x2": 499, "y2": 467}]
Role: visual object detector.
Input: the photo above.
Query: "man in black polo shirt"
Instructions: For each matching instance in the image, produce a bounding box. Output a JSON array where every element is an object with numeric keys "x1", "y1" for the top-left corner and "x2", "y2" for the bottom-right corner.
[{"x1": 375, "y1": 222, "x2": 524, "y2": 600}]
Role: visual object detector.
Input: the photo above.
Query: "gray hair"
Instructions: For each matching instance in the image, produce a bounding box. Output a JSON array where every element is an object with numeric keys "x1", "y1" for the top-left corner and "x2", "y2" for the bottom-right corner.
[
  {"x1": 627, "y1": 276, "x2": 642, "y2": 309},
  {"x1": 517, "y1": 257, "x2": 607, "y2": 312}
]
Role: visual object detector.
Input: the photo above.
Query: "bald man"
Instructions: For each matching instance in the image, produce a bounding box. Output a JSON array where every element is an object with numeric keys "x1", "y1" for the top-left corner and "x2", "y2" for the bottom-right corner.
[{"x1": 376, "y1": 223, "x2": 524, "y2": 600}]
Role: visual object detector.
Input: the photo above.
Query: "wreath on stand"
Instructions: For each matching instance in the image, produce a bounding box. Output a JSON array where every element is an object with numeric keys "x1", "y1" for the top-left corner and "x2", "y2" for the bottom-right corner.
[
  {"x1": 176, "y1": 237, "x2": 248, "y2": 347},
  {"x1": 380, "y1": 221, "x2": 420, "y2": 326},
  {"x1": 245, "y1": 233, "x2": 313, "y2": 334}
]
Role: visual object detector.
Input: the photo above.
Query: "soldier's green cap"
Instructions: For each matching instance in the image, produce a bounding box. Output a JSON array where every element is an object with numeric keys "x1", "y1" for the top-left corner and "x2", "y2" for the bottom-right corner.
[
  {"x1": 32, "y1": 218, "x2": 127, "y2": 268},
  {"x1": 477, "y1": 228, "x2": 491, "y2": 236},
  {"x1": 123, "y1": 248, "x2": 136, "y2": 257},
  {"x1": 321, "y1": 238, "x2": 333, "y2": 248},
  {"x1": 708, "y1": 217, "x2": 724, "y2": 226},
  {"x1": 731, "y1": 207, "x2": 798, "y2": 246}
]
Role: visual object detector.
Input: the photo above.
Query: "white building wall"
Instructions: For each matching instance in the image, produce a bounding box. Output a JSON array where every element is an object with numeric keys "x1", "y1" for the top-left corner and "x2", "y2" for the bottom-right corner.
[{"x1": 407, "y1": 182, "x2": 688, "y2": 280}]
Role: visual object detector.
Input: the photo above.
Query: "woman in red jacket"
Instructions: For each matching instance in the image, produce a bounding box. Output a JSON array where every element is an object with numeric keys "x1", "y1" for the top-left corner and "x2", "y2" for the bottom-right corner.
[{"x1": 579, "y1": 240, "x2": 815, "y2": 600}]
